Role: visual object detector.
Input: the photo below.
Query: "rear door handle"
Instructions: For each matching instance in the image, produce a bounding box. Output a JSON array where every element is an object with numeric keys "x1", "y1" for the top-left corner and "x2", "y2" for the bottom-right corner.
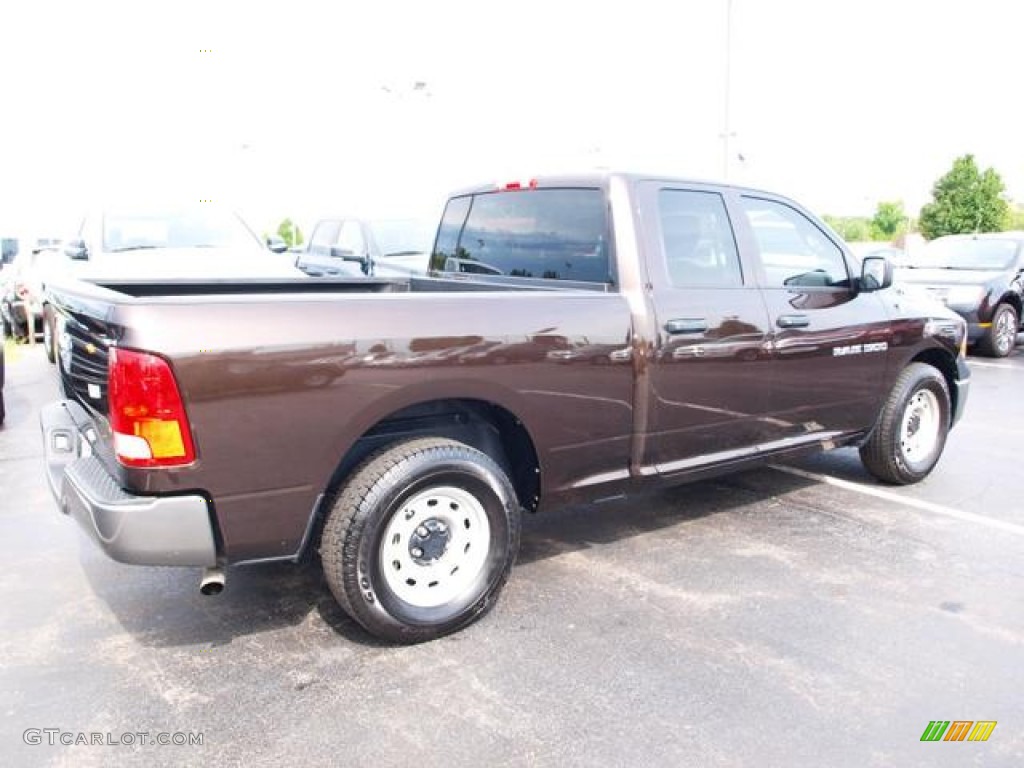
[
  {"x1": 776, "y1": 314, "x2": 809, "y2": 329},
  {"x1": 664, "y1": 318, "x2": 708, "y2": 334}
]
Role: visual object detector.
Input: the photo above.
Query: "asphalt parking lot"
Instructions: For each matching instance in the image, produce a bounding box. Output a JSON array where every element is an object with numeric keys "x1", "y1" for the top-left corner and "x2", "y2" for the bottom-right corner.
[{"x1": 2, "y1": 341, "x2": 1022, "y2": 767}]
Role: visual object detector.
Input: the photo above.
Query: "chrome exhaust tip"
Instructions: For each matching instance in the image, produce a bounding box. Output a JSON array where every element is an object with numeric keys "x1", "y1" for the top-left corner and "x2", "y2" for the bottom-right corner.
[{"x1": 199, "y1": 567, "x2": 225, "y2": 596}]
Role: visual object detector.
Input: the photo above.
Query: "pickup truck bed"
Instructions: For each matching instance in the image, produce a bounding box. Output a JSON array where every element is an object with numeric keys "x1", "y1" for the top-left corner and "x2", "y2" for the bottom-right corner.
[
  {"x1": 45, "y1": 275, "x2": 628, "y2": 563},
  {"x1": 41, "y1": 172, "x2": 970, "y2": 642}
]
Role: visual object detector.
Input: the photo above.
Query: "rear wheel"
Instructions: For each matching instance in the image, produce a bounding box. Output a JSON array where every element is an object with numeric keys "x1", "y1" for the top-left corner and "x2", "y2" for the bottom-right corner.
[
  {"x1": 979, "y1": 303, "x2": 1018, "y2": 358},
  {"x1": 320, "y1": 437, "x2": 521, "y2": 643},
  {"x1": 859, "y1": 363, "x2": 950, "y2": 485}
]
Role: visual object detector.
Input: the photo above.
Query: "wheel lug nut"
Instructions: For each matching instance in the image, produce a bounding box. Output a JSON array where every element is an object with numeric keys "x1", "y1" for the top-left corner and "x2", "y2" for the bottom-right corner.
[
  {"x1": 411, "y1": 547, "x2": 424, "y2": 558},
  {"x1": 437, "y1": 522, "x2": 447, "y2": 533},
  {"x1": 416, "y1": 526, "x2": 429, "y2": 538}
]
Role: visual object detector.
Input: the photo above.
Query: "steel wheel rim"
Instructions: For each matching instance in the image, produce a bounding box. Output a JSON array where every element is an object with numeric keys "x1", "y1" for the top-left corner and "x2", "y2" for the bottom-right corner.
[
  {"x1": 380, "y1": 485, "x2": 492, "y2": 608},
  {"x1": 995, "y1": 310, "x2": 1015, "y2": 354},
  {"x1": 900, "y1": 389, "x2": 941, "y2": 461}
]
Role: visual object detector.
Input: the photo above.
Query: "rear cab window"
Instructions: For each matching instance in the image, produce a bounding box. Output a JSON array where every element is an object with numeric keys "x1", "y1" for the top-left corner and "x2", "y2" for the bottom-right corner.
[{"x1": 430, "y1": 188, "x2": 613, "y2": 286}]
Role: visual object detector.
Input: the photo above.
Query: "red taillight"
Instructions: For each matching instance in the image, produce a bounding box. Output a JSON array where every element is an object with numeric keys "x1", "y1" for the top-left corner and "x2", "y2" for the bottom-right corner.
[
  {"x1": 15, "y1": 282, "x2": 30, "y2": 299},
  {"x1": 108, "y1": 348, "x2": 195, "y2": 467}
]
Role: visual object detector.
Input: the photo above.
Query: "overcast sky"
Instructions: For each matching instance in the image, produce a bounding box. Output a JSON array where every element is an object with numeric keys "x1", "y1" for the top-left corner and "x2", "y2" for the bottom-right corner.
[{"x1": 1, "y1": 0, "x2": 1021, "y2": 236}]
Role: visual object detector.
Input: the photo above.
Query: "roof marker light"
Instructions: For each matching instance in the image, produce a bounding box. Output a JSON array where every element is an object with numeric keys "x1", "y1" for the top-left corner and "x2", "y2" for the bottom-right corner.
[{"x1": 501, "y1": 179, "x2": 538, "y2": 191}]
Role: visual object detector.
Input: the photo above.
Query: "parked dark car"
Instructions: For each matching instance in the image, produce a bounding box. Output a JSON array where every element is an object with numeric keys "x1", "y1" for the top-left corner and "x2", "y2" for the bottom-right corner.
[
  {"x1": 896, "y1": 232, "x2": 1024, "y2": 357},
  {"x1": 848, "y1": 242, "x2": 907, "y2": 267}
]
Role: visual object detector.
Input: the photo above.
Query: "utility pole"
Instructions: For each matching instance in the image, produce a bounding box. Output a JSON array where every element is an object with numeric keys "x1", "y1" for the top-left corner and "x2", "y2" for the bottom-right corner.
[{"x1": 721, "y1": 0, "x2": 734, "y2": 180}]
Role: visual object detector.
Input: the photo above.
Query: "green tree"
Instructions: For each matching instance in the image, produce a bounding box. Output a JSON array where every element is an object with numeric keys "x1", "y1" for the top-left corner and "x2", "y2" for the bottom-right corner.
[
  {"x1": 276, "y1": 218, "x2": 304, "y2": 248},
  {"x1": 918, "y1": 155, "x2": 1008, "y2": 239},
  {"x1": 870, "y1": 201, "x2": 906, "y2": 241},
  {"x1": 1005, "y1": 204, "x2": 1024, "y2": 230},
  {"x1": 823, "y1": 215, "x2": 872, "y2": 242}
]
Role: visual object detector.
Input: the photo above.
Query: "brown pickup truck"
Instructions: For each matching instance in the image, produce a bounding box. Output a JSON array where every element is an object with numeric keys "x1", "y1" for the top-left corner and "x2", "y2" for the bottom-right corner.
[{"x1": 40, "y1": 173, "x2": 970, "y2": 642}]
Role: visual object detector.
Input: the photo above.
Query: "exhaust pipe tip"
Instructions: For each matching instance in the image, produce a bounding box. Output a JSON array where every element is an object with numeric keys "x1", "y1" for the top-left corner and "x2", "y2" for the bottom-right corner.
[{"x1": 199, "y1": 567, "x2": 225, "y2": 596}]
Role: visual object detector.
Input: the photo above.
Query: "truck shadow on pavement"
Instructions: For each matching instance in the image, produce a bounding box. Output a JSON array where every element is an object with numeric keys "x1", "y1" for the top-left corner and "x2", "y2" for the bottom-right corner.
[
  {"x1": 517, "y1": 479, "x2": 755, "y2": 565},
  {"x1": 77, "y1": 544, "x2": 383, "y2": 648},
  {"x1": 78, "y1": 468, "x2": 819, "y2": 648}
]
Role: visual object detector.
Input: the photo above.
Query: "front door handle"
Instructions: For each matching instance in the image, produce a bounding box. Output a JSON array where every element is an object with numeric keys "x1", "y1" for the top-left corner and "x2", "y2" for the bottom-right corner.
[
  {"x1": 665, "y1": 318, "x2": 708, "y2": 334},
  {"x1": 776, "y1": 314, "x2": 810, "y2": 329}
]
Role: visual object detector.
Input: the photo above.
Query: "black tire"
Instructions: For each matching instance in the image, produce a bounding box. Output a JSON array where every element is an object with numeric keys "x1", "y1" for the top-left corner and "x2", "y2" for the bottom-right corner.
[
  {"x1": 320, "y1": 437, "x2": 521, "y2": 643},
  {"x1": 978, "y1": 303, "x2": 1018, "y2": 358},
  {"x1": 859, "y1": 362, "x2": 951, "y2": 485},
  {"x1": 1, "y1": 311, "x2": 12, "y2": 340},
  {"x1": 42, "y1": 306, "x2": 56, "y2": 364}
]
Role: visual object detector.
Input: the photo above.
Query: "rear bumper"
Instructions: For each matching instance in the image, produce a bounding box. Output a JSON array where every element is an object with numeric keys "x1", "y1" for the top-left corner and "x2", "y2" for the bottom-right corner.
[{"x1": 40, "y1": 400, "x2": 217, "y2": 566}]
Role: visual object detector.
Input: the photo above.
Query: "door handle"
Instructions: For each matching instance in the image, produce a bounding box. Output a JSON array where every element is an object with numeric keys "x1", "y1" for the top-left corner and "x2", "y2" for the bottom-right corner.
[
  {"x1": 776, "y1": 314, "x2": 809, "y2": 329},
  {"x1": 664, "y1": 318, "x2": 708, "y2": 334}
]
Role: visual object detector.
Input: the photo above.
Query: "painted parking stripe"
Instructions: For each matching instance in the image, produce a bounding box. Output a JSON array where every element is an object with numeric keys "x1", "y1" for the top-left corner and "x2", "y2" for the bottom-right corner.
[
  {"x1": 771, "y1": 465, "x2": 1024, "y2": 537},
  {"x1": 968, "y1": 360, "x2": 1020, "y2": 370}
]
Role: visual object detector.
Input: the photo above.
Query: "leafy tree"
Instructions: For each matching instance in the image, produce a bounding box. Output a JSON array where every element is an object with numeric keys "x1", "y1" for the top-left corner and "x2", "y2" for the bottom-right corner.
[
  {"x1": 1005, "y1": 204, "x2": 1024, "y2": 231},
  {"x1": 870, "y1": 201, "x2": 906, "y2": 240},
  {"x1": 823, "y1": 215, "x2": 872, "y2": 242},
  {"x1": 919, "y1": 155, "x2": 1008, "y2": 239},
  {"x1": 276, "y1": 218, "x2": 304, "y2": 248}
]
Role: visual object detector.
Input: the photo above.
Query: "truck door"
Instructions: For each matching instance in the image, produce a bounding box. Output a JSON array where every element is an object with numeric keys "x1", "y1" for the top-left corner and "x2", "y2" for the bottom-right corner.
[
  {"x1": 733, "y1": 194, "x2": 890, "y2": 441},
  {"x1": 639, "y1": 182, "x2": 776, "y2": 473},
  {"x1": 299, "y1": 220, "x2": 367, "y2": 276}
]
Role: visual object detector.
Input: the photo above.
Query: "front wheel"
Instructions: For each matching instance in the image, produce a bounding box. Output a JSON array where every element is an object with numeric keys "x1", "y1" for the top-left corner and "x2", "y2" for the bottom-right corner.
[
  {"x1": 979, "y1": 303, "x2": 1018, "y2": 358},
  {"x1": 859, "y1": 363, "x2": 951, "y2": 485},
  {"x1": 320, "y1": 437, "x2": 521, "y2": 643}
]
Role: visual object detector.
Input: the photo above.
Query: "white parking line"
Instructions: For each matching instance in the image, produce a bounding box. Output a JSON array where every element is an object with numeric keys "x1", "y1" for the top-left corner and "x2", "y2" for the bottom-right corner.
[
  {"x1": 968, "y1": 360, "x2": 1020, "y2": 370},
  {"x1": 770, "y1": 465, "x2": 1024, "y2": 537}
]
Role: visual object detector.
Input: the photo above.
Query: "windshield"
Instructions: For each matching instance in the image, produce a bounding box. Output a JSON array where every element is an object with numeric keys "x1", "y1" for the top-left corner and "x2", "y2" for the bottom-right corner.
[
  {"x1": 102, "y1": 207, "x2": 262, "y2": 252},
  {"x1": 370, "y1": 219, "x2": 433, "y2": 257},
  {"x1": 909, "y1": 237, "x2": 1020, "y2": 270}
]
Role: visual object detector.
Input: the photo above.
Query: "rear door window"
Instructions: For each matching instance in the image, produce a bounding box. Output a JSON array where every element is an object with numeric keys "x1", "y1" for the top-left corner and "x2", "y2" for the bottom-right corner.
[
  {"x1": 431, "y1": 188, "x2": 610, "y2": 284},
  {"x1": 658, "y1": 189, "x2": 742, "y2": 287}
]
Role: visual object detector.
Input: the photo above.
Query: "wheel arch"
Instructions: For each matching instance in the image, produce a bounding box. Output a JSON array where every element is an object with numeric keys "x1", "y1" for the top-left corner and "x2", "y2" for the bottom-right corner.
[
  {"x1": 301, "y1": 396, "x2": 541, "y2": 560},
  {"x1": 909, "y1": 348, "x2": 958, "y2": 425},
  {"x1": 997, "y1": 291, "x2": 1022, "y2": 322}
]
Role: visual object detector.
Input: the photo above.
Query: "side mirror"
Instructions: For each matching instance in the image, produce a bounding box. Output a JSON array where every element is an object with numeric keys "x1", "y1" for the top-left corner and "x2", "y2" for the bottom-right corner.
[
  {"x1": 860, "y1": 255, "x2": 893, "y2": 292},
  {"x1": 330, "y1": 246, "x2": 370, "y2": 273},
  {"x1": 64, "y1": 239, "x2": 89, "y2": 261},
  {"x1": 266, "y1": 236, "x2": 289, "y2": 254}
]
